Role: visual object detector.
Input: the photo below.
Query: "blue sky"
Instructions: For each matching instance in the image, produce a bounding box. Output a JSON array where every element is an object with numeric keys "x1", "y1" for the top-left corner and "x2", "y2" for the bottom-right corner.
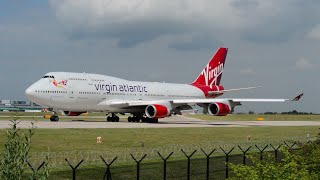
[{"x1": 0, "y1": 0, "x2": 319, "y2": 113}]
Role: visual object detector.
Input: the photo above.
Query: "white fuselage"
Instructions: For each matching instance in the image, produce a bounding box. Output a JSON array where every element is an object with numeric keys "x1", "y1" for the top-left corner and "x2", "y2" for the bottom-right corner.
[{"x1": 25, "y1": 72, "x2": 206, "y2": 113}]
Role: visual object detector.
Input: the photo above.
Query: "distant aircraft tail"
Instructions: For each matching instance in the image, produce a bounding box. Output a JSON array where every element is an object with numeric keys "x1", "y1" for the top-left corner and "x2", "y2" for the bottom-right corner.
[{"x1": 192, "y1": 47, "x2": 228, "y2": 88}]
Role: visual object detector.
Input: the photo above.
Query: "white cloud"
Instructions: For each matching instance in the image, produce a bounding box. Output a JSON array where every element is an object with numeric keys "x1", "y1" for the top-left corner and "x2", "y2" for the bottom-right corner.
[
  {"x1": 307, "y1": 24, "x2": 320, "y2": 40},
  {"x1": 295, "y1": 58, "x2": 315, "y2": 70},
  {"x1": 49, "y1": 0, "x2": 317, "y2": 48},
  {"x1": 50, "y1": 1, "x2": 242, "y2": 29}
]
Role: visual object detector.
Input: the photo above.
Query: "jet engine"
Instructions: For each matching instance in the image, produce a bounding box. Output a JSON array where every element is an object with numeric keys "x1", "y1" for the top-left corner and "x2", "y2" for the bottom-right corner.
[
  {"x1": 63, "y1": 111, "x2": 87, "y2": 116},
  {"x1": 145, "y1": 104, "x2": 170, "y2": 118},
  {"x1": 208, "y1": 102, "x2": 230, "y2": 116}
]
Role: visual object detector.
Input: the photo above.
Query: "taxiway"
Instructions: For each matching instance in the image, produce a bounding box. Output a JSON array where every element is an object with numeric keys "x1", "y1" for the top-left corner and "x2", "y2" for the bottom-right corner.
[{"x1": 0, "y1": 115, "x2": 319, "y2": 129}]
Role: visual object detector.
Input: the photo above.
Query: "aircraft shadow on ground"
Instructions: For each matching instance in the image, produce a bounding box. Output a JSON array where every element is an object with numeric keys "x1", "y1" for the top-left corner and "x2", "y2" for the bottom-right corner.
[{"x1": 69, "y1": 119, "x2": 254, "y2": 126}]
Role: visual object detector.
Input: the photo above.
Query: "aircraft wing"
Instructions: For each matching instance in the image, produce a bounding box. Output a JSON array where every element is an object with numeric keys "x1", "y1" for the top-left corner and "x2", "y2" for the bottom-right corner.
[
  {"x1": 98, "y1": 93, "x2": 303, "y2": 108},
  {"x1": 172, "y1": 93, "x2": 303, "y2": 107}
]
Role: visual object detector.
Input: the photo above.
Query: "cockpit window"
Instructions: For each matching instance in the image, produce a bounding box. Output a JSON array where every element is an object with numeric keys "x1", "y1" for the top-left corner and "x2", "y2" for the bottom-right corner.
[{"x1": 42, "y1": 75, "x2": 55, "y2": 79}]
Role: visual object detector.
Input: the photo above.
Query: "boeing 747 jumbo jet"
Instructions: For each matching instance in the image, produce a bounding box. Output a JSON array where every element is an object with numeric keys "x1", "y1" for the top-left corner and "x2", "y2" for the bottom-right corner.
[{"x1": 25, "y1": 47, "x2": 303, "y2": 122}]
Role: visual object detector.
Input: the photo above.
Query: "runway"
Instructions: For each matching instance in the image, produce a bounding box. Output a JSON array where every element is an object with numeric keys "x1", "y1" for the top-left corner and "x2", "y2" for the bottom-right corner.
[{"x1": 0, "y1": 115, "x2": 320, "y2": 129}]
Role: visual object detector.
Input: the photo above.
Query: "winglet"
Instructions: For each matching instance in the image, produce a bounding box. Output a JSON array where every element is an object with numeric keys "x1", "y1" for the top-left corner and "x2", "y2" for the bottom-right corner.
[{"x1": 291, "y1": 93, "x2": 304, "y2": 101}]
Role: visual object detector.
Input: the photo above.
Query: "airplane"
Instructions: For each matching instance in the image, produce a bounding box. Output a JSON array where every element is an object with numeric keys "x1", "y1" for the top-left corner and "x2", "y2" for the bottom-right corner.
[{"x1": 25, "y1": 47, "x2": 303, "y2": 122}]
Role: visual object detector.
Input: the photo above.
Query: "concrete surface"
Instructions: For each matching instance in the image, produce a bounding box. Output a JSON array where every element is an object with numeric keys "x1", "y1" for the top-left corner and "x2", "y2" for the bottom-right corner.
[{"x1": 0, "y1": 115, "x2": 320, "y2": 129}]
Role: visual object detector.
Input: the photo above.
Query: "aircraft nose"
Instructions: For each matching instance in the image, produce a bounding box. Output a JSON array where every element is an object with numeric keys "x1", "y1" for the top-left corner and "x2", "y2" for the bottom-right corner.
[{"x1": 25, "y1": 85, "x2": 36, "y2": 100}]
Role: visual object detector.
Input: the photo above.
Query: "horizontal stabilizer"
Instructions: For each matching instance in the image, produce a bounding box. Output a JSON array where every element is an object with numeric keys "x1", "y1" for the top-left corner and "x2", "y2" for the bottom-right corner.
[{"x1": 208, "y1": 86, "x2": 262, "y2": 95}]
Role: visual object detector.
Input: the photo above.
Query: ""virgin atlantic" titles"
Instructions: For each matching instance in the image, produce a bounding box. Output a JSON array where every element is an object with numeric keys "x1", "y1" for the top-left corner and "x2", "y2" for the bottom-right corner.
[{"x1": 94, "y1": 83, "x2": 147, "y2": 94}]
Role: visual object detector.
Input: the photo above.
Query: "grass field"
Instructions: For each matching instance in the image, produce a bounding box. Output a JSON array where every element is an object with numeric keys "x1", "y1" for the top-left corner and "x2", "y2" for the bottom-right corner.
[
  {"x1": 0, "y1": 112, "x2": 319, "y2": 179},
  {"x1": 2, "y1": 126, "x2": 312, "y2": 179},
  {"x1": 0, "y1": 126, "x2": 318, "y2": 153}
]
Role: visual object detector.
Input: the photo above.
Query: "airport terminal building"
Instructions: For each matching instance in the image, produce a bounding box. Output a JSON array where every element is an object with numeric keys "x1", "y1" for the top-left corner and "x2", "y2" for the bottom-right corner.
[{"x1": 0, "y1": 99, "x2": 43, "y2": 112}]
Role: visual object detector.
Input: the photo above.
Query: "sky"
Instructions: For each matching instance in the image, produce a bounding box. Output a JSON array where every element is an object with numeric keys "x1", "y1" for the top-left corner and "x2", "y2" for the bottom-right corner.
[{"x1": 0, "y1": 0, "x2": 319, "y2": 113}]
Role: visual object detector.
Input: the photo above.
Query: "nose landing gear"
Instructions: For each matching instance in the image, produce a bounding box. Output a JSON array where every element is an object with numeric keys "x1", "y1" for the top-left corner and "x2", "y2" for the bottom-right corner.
[{"x1": 50, "y1": 114, "x2": 59, "y2": 122}]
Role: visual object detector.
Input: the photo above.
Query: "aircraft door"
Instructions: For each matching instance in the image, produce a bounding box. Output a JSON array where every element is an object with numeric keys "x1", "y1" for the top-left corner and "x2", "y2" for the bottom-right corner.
[
  {"x1": 67, "y1": 84, "x2": 86, "y2": 109},
  {"x1": 68, "y1": 85, "x2": 76, "y2": 99},
  {"x1": 86, "y1": 73, "x2": 102, "y2": 106}
]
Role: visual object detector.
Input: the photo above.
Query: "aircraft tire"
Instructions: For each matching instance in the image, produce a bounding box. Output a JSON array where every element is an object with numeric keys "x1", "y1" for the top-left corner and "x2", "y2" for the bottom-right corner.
[
  {"x1": 148, "y1": 118, "x2": 158, "y2": 123},
  {"x1": 116, "y1": 117, "x2": 120, "y2": 122},
  {"x1": 146, "y1": 118, "x2": 153, "y2": 123},
  {"x1": 50, "y1": 115, "x2": 59, "y2": 122},
  {"x1": 128, "y1": 117, "x2": 132, "y2": 122},
  {"x1": 133, "y1": 117, "x2": 139, "y2": 122},
  {"x1": 107, "y1": 116, "x2": 111, "y2": 122}
]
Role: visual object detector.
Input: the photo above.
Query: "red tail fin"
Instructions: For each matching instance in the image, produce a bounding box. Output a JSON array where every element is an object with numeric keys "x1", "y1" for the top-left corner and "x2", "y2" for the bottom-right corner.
[{"x1": 192, "y1": 47, "x2": 228, "y2": 88}]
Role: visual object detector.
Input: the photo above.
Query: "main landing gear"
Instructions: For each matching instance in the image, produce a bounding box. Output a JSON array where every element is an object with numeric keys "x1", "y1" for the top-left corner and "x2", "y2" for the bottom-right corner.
[
  {"x1": 127, "y1": 114, "x2": 158, "y2": 123},
  {"x1": 107, "y1": 113, "x2": 120, "y2": 122},
  {"x1": 105, "y1": 113, "x2": 159, "y2": 123}
]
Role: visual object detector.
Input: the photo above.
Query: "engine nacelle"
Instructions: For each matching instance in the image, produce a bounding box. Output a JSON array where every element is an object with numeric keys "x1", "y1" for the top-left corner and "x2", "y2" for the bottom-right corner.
[
  {"x1": 63, "y1": 111, "x2": 87, "y2": 116},
  {"x1": 145, "y1": 104, "x2": 170, "y2": 118},
  {"x1": 208, "y1": 103, "x2": 230, "y2": 116}
]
